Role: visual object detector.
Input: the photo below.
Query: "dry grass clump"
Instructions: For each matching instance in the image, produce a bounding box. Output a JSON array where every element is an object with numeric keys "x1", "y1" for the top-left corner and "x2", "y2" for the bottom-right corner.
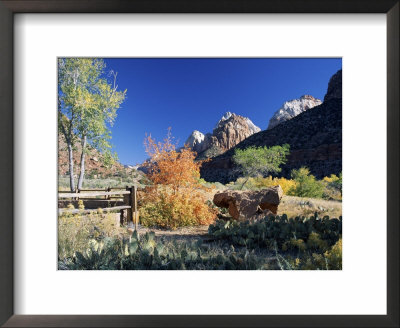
[
  {"x1": 58, "y1": 212, "x2": 129, "y2": 259},
  {"x1": 278, "y1": 195, "x2": 342, "y2": 219}
]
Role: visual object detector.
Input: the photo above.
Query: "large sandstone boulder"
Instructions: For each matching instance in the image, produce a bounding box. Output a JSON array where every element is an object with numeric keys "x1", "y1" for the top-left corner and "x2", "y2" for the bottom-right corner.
[{"x1": 213, "y1": 185, "x2": 283, "y2": 221}]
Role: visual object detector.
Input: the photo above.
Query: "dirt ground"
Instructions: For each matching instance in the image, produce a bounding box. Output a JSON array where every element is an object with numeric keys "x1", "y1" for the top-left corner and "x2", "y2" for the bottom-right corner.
[{"x1": 132, "y1": 225, "x2": 211, "y2": 243}]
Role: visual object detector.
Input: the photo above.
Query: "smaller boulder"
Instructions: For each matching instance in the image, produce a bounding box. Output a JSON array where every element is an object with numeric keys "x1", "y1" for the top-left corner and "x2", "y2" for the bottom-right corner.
[{"x1": 213, "y1": 186, "x2": 283, "y2": 221}]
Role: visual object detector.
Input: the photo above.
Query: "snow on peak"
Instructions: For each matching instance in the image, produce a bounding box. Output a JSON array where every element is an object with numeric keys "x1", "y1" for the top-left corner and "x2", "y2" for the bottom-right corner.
[
  {"x1": 214, "y1": 111, "x2": 260, "y2": 134},
  {"x1": 268, "y1": 95, "x2": 322, "y2": 129},
  {"x1": 214, "y1": 111, "x2": 233, "y2": 129}
]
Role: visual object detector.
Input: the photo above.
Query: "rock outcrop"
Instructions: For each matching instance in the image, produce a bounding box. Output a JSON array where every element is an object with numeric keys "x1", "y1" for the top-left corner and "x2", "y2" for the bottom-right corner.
[
  {"x1": 185, "y1": 112, "x2": 260, "y2": 158},
  {"x1": 201, "y1": 69, "x2": 342, "y2": 183},
  {"x1": 324, "y1": 69, "x2": 342, "y2": 102},
  {"x1": 213, "y1": 186, "x2": 283, "y2": 221},
  {"x1": 268, "y1": 95, "x2": 322, "y2": 129}
]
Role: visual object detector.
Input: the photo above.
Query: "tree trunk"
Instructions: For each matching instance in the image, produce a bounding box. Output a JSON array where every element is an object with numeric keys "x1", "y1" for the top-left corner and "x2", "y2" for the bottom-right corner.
[
  {"x1": 67, "y1": 142, "x2": 75, "y2": 192},
  {"x1": 240, "y1": 177, "x2": 250, "y2": 190},
  {"x1": 77, "y1": 135, "x2": 87, "y2": 190}
]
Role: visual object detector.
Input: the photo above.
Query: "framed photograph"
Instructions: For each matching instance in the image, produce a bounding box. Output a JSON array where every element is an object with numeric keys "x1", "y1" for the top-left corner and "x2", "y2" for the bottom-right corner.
[{"x1": 1, "y1": 1, "x2": 398, "y2": 327}]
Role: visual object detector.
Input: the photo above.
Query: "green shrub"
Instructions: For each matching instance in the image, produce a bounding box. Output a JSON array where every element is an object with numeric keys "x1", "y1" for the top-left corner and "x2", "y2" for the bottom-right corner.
[
  {"x1": 324, "y1": 238, "x2": 342, "y2": 270},
  {"x1": 326, "y1": 173, "x2": 342, "y2": 193},
  {"x1": 289, "y1": 167, "x2": 325, "y2": 198},
  {"x1": 233, "y1": 144, "x2": 290, "y2": 190},
  {"x1": 225, "y1": 169, "x2": 342, "y2": 201},
  {"x1": 323, "y1": 173, "x2": 342, "y2": 200}
]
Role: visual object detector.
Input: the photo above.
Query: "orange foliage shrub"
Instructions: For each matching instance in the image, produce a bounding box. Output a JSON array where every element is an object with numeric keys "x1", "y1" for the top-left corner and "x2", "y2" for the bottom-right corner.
[
  {"x1": 140, "y1": 129, "x2": 217, "y2": 229},
  {"x1": 144, "y1": 129, "x2": 201, "y2": 193}
]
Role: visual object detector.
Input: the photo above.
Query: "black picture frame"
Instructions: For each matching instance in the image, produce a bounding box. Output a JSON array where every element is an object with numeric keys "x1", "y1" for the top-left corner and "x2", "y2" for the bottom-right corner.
[{"x1": 0, "y1": 1, "x2": 398, "y2": 327}]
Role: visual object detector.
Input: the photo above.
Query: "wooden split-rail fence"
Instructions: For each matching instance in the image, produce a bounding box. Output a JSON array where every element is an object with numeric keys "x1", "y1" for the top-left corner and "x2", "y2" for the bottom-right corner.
[{"x1": 58, "y1": 186, "x2": 139, "y2": 230}]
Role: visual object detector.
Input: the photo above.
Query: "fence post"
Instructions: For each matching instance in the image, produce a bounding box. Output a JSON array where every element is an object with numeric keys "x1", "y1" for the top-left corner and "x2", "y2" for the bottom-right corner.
[
  {"x1": 120, "y1": 209, "x2": 124, "y2": 226},
  {"x1": 124, "y1": 186, "x2": 133, "y2": 224},
  {"x1": 133, "y1": 185, "x2": 138, "y2": 231}
]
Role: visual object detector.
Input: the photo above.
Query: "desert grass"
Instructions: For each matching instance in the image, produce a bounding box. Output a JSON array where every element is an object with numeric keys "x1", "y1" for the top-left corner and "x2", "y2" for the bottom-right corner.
[
  {"x1": 58, "y1": 212, "x2": 130, "y2": 259},
  {"x1": 278, "y1": 195, "x2": 342, "y2": 219},
  {"x1": 58, "y1": 176, "x2": 148, "y2": 191}
]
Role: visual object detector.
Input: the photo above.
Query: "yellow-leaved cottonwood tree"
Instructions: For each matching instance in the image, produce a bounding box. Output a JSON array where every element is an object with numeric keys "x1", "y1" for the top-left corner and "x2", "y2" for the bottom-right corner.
[{"x1": 58, "y1": 58, "x2": 127, "y2": 191}]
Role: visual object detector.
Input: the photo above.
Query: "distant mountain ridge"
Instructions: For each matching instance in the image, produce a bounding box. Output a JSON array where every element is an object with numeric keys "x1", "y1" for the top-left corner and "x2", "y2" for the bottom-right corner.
[{"x1": 200, "y1": 69, "x2": 342, "y2": 183}]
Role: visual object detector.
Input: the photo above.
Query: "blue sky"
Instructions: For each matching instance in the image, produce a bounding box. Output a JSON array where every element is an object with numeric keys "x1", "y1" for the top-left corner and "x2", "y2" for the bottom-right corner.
[{"x1": 104, "y1": 58, "x2": 342, "y2": 165}]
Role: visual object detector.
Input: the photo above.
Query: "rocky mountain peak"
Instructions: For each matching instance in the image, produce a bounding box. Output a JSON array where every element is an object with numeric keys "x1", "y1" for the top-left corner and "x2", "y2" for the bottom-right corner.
[
  {"x1": 214, "y1": 111, "x2": 233, "y2": 129},
  {"x1": 185, "y1": 130, "x2": 210, "y2": 154},
  {"x1": 212, "y1": 113, "x2": 261, "y2": 151},
  {"x1": 215, "y1": 112, "x2": 261, "y2": 134},
  {"x1": 185, "y1": 112, "x2": 260, "y2": 158},
  {"x1": 268, "y1": 95, "x2": 322, "y2": 130}
]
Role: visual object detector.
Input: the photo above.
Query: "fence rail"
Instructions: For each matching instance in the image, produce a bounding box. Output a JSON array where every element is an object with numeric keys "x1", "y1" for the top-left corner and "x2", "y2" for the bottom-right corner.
[
  {"x1": 58, "y1": 190, "x2": 130, "y2": 198},
  {"x1": 58, "y1": 205, "x2": 131, "y2": 215},
  {"x1": 58, "y1": 186, "x2": 139, "y2": 230}
]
